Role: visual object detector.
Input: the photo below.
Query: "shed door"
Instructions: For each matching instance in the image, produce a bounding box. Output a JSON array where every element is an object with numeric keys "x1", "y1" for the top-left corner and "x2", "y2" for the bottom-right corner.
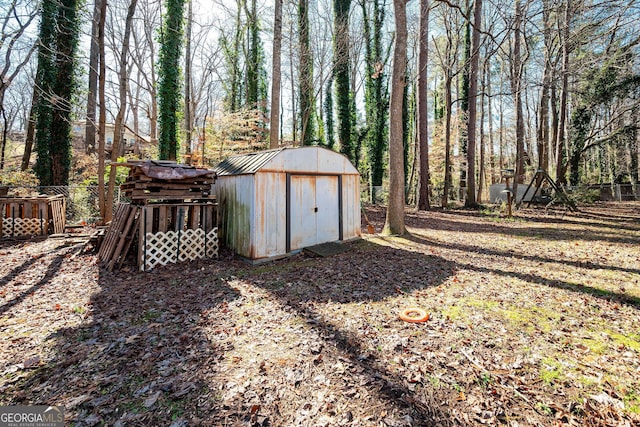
[{"x1": 289, "y1": 175, "x2": 340, "y2": 251}]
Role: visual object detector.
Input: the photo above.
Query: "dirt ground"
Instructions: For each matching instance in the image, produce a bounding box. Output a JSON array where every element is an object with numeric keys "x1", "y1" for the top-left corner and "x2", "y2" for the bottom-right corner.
[{"x1": 1, "y1": 202, "x2": 639, "y2": 426}]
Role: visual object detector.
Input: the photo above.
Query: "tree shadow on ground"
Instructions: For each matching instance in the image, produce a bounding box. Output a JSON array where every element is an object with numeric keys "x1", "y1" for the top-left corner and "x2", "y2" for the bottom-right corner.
[
  {"x1": 408, "y1": 212, "x2": 639, "y2": 246},
  {"x1": 4, "y1": 254, "x2": 242, "y2": 426},
  {"x1": 405, "y1": 233, "x2": 640, "y2": 309},
  {"x1": 239, "y1": 239, "x2": 479, "y2": 425},
  {"x1": 0, "y1": 244, "x2": 79, "y2": 316},
  {"x1": 407, "y1": 231, "x2": 640, "y2": 276}
]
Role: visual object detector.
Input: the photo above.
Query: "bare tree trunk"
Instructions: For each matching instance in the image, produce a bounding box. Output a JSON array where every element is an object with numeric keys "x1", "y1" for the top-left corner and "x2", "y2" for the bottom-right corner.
[
  {"x1": 289, "y1": 18, "x2": 297, "y2": 143},
  {"x1": 97, "y1": 0, "x2": 107, "y2": 221},
  {"x1": 383, "y1": 0, "x2": 408, "y2": 236},
  {"x1": 555, "y1": 0, "x2": 570, "y2": 185},
  {"x1": 84, "y1": 0, "x2": 100, "y2": 154},
  {"x1": 512, "y1": 0, "x2": 526, "y2": 194},
  {"x1": 465, "y1": 0, "x2": 482, "y2": 207},
  {"x1": 416, "y1": 0, "x2": 430, "y2": 210},
  {"x1": 21, "y1": 89, "x2": 38, "y2": 170},
  {"x1": 538, "y1": 2, "x2": 552, "y2": 173},
  {"x1": 184, "y1": 0, "x2": 192, "y2": 164},
  {"x1": 486, "y1": 57, "x2": 495, "y2": 184},
  {"x1": 269, "y1": 0, "x2": 283, "y2": 148},
  {"x1": 106, "y1": 0, "x2": 138, "y2": 222},
  {"x1": 442, "y1": 74, "x2": 453, "y2": 208},
  {"x1": 477, "y1": 55, "x2": 487, "y2": 203}
]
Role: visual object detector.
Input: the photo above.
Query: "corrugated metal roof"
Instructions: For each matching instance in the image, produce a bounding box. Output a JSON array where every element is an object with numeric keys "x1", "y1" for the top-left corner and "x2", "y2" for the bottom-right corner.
[{"x1": 215, "y1": 148, "x2": 285, "y2": 176}]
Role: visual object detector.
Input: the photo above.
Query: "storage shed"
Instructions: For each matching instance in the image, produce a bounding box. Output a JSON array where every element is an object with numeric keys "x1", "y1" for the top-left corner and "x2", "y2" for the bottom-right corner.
[{"x1": 214, "y1": 146, "x2": 361, "y2": 261}]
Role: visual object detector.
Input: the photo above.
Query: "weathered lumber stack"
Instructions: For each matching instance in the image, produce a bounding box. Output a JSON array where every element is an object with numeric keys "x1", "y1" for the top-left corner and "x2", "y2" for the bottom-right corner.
[
  {"x1": 120, "y1": 160, "x2": 215, "y2": 202},
  {"x1": 97, "y1": 161, "x2": 218, "y2": 271}
]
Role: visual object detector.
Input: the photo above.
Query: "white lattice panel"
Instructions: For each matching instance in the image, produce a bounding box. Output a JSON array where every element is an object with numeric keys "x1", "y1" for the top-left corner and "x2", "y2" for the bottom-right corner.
[
  {"x1": 142, "y1": 227, "x2": 218, "y2": 271},
  {"x1": 144, "y1": 231, "x2": 178, "y2": 270},
  {"x1": 206, "y1": 228, "x2": 219, "y2": 258},
  {"x1": 178, "y1": 229, "x2": 205, "y2": 262},
  {"x1": 1, "y1": 218, "x2": 46, "y2": 237}
]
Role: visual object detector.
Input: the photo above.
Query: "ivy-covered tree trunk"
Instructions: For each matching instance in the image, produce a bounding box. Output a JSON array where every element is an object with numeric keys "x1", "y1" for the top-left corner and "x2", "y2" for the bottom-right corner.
[
  {"x1": 362, "y1": 0, "x2": 387, "y2": 203},
  {"x1": 246, "y1": 0, "x2": 259, "y2": 108},
  {"x1": 50, "y1": 0, "x2": 79, "y2": 185},
  {"x1": 33, "y1": 0, "x2": 57, "y2": 186},
  {"x1": 299, "y1": 0, "x2": 314, "y2": 145},
  {"x1": 458, "y1": 2, "x2": 471, "y2": 199},
  {"x1": 333, "y1": 0, "x2": 352, "y2": 161},
  {"x1": 569, "y1": 106, "x2": 590, "y2": 186},
  {"x1": 158, "y1": 0, "x2": 185, "y2": 161},
  {"x1": 323, "y1": 75, "x2": 335, "y2": 149},
  {"x1": 34, "y1": 0, "x2": 79, "y2": 186}
]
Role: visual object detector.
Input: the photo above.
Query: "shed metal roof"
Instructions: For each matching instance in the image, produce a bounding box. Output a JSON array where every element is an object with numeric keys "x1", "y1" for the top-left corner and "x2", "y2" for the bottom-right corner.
[{"x1": 215, "y1": 148, "x2": 285, "y2": 176}]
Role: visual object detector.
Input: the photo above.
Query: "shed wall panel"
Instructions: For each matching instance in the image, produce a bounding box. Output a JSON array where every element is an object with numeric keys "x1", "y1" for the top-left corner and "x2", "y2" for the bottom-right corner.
[
  {"x1": 341, "y1": 175, "x2": 361, "y2": 239},
  {"x1": 253, "y1": 172, "x2": 287, "y2": 258},
  {"x1": 215, "y1": 175, "x2": 254, "y2": 258}
]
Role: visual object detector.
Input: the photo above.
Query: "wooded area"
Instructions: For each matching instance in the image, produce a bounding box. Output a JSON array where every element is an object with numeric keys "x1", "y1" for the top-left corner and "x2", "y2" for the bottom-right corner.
[{"x1": 0, "y1": 0, "x2": 639, "y2": 226}]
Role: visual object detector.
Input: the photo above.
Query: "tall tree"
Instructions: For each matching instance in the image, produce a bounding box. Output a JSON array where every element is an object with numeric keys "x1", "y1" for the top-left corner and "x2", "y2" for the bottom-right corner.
[
  {"x1": 323, "y1": 75, "x2": 335, "y2": 149},
  {"x1": 0, "y1": 1, "x2": 37, "y2": 140},
  {"x1": 245, "y1": 0, "x2": 260, "y2": 108},
  {"x1": 299, "y1": 0, "x2": 314, "y2": 145},
  {"x1": 84, "y1": 0, "x2": 101, "y2": 154},
  {"x1": 555, "y1": 0, "x2": 570, "y2": 185},
  {"x1": 362, "y1": 0, "x2": 388, "y2": 203},
  {"x1": 333, "y1": 0, "x2": 353, "y2": 161},
  {"x1": 158, "y1": 0, "x2": 185, "y2": 161},
  {"x1": 33, "y1": 0, "x2": 80, "y2": 186},
  {"x1": 458, "y1": 1, "x2": 471, "y2": 199},
  {"x1": 184, "y1": 0, "x2": 193, "y2": 163},
  {"x1": 269, "y1": 0, "x2": 283, "y2": 148},
  {"x1": 97, "y1": 0, "x2": 107, "y2": 219},
  {"x1": 464, "y1": 0, "x2": 482, "y2": 207},
  {"x1": 511, "y1": 0, "x2": 526, "y2": 193},
  {"x1": 383, "y1": 0, "x2": 408, "y2": 236},
  {"x1": 105, "y1": 0, "x2": 138, "y2": 222},
  {"x1": 416, "y1": 0, "x2": 430, "y2": 210}
]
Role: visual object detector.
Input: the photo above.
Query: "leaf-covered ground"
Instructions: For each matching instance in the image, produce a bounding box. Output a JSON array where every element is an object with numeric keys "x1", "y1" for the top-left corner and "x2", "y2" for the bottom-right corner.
[{"x1": 1, "y1": 202, "x2": 639, "y2": 426}]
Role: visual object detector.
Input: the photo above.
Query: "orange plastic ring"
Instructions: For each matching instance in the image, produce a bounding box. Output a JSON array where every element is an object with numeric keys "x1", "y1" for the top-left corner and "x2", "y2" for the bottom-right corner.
[{"x1": 399, "y1": 308, "x2": 429, "y2": 323}]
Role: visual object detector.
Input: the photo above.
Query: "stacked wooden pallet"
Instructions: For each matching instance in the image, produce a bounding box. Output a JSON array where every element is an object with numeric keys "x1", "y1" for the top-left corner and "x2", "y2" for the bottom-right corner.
[
  {"x1": 119, "y1": 160, "x2": 216, "y2": 202},
  {"x1": 97, "y1": 203, "x2": 140, "y2": 271},
  {"x1": 98, "y1": 161, "x2": 218, "y2": 271},
  {"x1": 1, "y1": 194, "x2": 66, "y2": 238}
]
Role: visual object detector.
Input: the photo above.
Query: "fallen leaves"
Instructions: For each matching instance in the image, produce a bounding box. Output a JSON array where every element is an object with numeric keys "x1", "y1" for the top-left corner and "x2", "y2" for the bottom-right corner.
[{"x1": 1, "y1": 203, "x2": 640, "y2": 425}]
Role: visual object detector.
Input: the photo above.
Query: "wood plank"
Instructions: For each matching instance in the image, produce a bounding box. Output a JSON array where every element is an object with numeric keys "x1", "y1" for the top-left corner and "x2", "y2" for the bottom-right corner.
[
  {"x1": 98, "y1": 204, "x2": 129, "y2": 263},
  {"x1": 159, "y1": 206, "x2": 167, "y2": 232},
  {"x1": 108, "y1": 206, "x2": 139, "y2": 271}
]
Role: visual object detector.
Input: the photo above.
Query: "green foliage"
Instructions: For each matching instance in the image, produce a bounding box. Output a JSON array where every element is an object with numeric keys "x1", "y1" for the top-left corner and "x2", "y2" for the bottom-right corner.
[
  {"x1": 568, "y1": 186, "x2": 601, "y2": 204},
  {"x1": 0, "y1": 169, "x2": 39, "y2": 186},
  {"x1": 361, "y1": 0, "x2": 387, "y2": 202},
  {"x1": 323, "y1": 76, "x2": 335, "y2": 149},
  {"x1": 33, "y1": 0, "x2": 58, "y2": 186},
  {"x1": 33, "y1": 0, "x2": 80, "y2": 186},
  {"x1": 158, "y1": 0, "x2": 185, "y2": 160},
  {"x1": 298, "y1": 0, "x2": 314, "y2": 146},
  {"x1": 569, "y1": 49, "x2": 640, "y2": 186},
  {"x1": 333, "y1": 0, "x2": 352, "y2": 162}
]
